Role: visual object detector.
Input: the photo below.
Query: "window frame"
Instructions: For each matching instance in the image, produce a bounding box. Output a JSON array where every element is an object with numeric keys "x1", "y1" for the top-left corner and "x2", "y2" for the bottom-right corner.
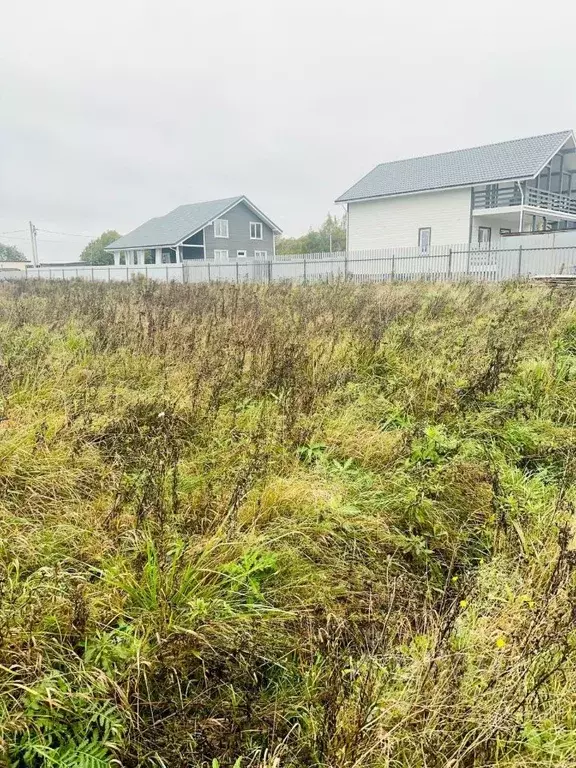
[
  {"x1": 478, "y1": 226, "x2": 492, "y2": 246},
  {"x1": 236, "y1": 250, "x2": 247, "y2": 259},
  {"x1": 250, "y1": 221, "x2": 263, "y2": 240},
  {"x1": 213, "y1": 249, "x2": 228, "y2": 261},
  {"x1": 214, "y1": 218, "x2": 229, "y2": 238},
  {"x1": 254, "y1": 250, "x2": 268, "y2": 260},
  {"x1": 418, "y1": 227, "x2": 431, "y2": 252}
]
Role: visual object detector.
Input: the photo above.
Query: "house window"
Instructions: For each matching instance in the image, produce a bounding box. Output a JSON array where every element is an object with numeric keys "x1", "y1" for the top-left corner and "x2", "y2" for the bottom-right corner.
[
  {"x1": 254, "y1": 250, "x2": 268, "y2": 260},
  {"x1": 236, "y1": 250, "x2": 247, "y2": 258},
  {"x1": 214, "y1": 219, "x2": 229, "y2": 238},
  {"x1": 250, "y1": 221, "x2": 263, "y2": 240},
  {"x1": 213, "y1": 249, "x2": 228, "y2": 261},
  {"x1": 418, "y1": 227, "x2": 431, "y2": 252},
  {"x1": 478, "y1": 226, "x2": 492, "y2": 245}
]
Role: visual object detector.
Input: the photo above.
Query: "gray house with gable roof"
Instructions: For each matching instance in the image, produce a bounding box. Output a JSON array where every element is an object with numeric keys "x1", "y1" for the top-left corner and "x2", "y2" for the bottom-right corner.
[
  {"x1": 106, "y1": 196, "x2": 282, "y2": 265},
  {"x1": 336, "y1": 130, "x2": 576, "y2": 251}
]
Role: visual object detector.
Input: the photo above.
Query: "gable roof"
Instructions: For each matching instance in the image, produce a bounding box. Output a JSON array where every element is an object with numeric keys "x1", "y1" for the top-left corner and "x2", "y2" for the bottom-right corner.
[
  {"x1": 106, "y1": 196, "x2": 281, "y2": 250},
  {"x1": 335, "y1": 130, "x2": 574, "y2": 203}
]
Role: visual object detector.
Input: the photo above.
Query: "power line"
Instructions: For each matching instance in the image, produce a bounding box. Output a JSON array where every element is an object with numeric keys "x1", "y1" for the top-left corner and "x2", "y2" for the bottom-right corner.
[
  {"x1": 37, "y1": 229, "x2": 95, "y2": 238},
  {"x1": 2, "y1": 233, "x2": 89, "y2": 244},
  {"x1": 0, "y1": 229, "x2": 26, "y2": 235},
  {"x1": 1, "y1": 235, "x2": 74, "y2": 244},
  {"x1": 37, "y1": 238, "x2": 85, "y2": 244}
]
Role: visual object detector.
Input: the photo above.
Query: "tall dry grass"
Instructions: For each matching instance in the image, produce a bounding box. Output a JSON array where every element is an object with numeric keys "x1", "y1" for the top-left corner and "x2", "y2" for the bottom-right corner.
[{"x1": 1, "y1": 278, "x2": 576, "y2": 767}]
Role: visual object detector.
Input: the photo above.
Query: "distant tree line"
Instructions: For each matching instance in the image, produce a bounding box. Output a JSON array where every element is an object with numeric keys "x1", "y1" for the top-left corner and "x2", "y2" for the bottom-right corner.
[
  {"x1": 275, "y1": 213, "x2": 346, "y2": 255},
  {"x1": 0, "y1": 243, "x2": 26, "y2": 262},
  {"x1": 80, "y1": 231, "x2": 121, "y2": 265}
]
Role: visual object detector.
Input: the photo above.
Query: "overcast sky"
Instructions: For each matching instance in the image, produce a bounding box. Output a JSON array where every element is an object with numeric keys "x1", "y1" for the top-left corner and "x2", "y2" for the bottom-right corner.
[{"x1": 2, "y1": 0, "x2": 576, "y2": 263}]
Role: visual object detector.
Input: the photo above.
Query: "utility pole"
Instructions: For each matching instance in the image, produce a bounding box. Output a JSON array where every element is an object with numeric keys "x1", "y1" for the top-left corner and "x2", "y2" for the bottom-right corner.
[{"x1": 29, "y1": 221, "x2": 38, "y2": 267}]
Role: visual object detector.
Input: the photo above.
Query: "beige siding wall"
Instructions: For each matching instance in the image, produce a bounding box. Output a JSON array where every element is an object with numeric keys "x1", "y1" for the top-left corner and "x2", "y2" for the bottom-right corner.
[
  {"x1": 348, "y1": 188, "x2": 472, "y2": 249},
  {"x1": 1, "y1": 261, "x2": 29, "y2": 271}
]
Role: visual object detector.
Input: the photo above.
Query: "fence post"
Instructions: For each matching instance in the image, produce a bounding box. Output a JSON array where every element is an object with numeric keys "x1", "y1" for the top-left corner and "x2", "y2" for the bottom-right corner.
[
  {"x1": 391, "y1": 252, "x2": 395, "y2": 281},
  {"x1": 517, "y1": 245, "x2": 523, "y2": 277},
  {"x1": 303, "y1": 255, "x2": 307, "y2": 284},
  {"x1": 268, "y1": 261, "x2": 272, "y2": 283},
  {"x1": 447, "y1": 249, "x2": 452, "y2": 279},
  {"x1": 207, "y1": 263, "x2": 211, "y2": 283},
  {"x1": 344, "y1": 251, "x2": 349, "y2": 281},
  {"x1": 181, "y1": 263, "x2": 184, "y2": 283},
  {"x1": 465, "y1": 247, "x2": 471, "y2": 276},
  {"x1": 236, "y1": 262, "x2": 239, "y2": 283}
]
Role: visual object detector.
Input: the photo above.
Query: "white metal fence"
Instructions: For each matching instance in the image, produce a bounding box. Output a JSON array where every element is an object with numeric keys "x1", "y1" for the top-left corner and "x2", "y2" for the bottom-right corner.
[{"x1": 7, "y1": 242, "x2": 576, "y2": 285}]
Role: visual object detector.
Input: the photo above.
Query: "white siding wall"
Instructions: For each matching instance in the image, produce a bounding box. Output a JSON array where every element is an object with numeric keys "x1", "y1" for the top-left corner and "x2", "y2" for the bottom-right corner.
[
  {"x1": 471, "y1": 214, "x2": 522, "y2": 245},
  {"x1": 348, "y1": 188, "x2": 472, "y2": 249},
  {"x1": 502, "y1": 229, "x2": 576, "y2": 250}
]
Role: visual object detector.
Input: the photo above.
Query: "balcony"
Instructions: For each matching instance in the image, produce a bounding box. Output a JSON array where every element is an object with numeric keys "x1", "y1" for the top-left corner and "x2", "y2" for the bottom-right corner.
[
  {"x1": 525, "y1": 186, "x2": 576, "y2": 216},
  {"x1": 473, "y1": 184, "x2": 521, "y2": 209},
  {"x1": 473, "y1": 184, "x2": 576, "y2": 218}
]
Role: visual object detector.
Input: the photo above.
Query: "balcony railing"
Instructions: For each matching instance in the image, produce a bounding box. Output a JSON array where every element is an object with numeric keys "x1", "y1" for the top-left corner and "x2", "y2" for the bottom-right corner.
[
  {"x1": 473, "y1": 184, "x2": 576, "y2": 216},
  {"x1": 525, "y1": 187, "x2": 576, "y2": 216},
  {"x1": 473, "y1": 185, "x2": 521, "y2": 209}
]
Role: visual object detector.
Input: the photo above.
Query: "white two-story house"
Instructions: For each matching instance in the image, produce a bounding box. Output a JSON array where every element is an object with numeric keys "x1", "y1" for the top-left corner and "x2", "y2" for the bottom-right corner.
[{"x1": 336, "y1": 130, "x2": 576, "y2": 251}]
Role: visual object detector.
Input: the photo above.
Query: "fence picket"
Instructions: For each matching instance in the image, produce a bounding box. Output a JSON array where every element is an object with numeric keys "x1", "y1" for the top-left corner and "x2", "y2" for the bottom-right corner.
[{"x1": 11, "y1": 242, "x2": 576, "y2": 287}]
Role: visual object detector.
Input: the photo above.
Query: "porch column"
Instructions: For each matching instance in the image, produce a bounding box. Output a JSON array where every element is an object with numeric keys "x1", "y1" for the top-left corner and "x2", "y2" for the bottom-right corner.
[
  {"x1": 137, "y1": 249, "x2": 145, "y2": 265},
  {"x1": 113, "y1": 252, "x2": 120, "y2": 266},
  {"x1": 176, "y1": 245, "x2": 182, "y2": 263},
  {"x1": 126, "y1": 250, "x2": 134, "y2": 265},
  {"x1": 155, "y1": 247, "x2": 162, "y2": 265}
]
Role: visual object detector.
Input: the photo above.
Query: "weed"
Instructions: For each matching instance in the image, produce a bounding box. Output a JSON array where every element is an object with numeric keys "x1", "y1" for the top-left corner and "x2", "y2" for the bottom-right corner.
[{"x1": 1, "y1": 279, "x2": 576, "y2": 767}]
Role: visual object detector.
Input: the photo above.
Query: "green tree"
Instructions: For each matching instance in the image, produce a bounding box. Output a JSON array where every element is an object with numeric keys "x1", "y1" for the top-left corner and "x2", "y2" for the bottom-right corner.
[
  {"x1": 276, "y1": 213, "x2": 346, "y2": 255},
  {"x1": 80, "y1": 230, "x2": 121, "y2": 266},
  {"x1": 0, "y1": 242, "x2": 26, "y2": 262}
]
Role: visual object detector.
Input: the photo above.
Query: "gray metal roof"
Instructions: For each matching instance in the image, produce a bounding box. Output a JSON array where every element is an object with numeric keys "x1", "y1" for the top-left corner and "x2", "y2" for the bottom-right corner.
[
  {"x1": 336, "y1": 130, "x2": 573, "y2": 203},
  {"x1": 107, "y1": 196, "x2": 281, "y2": 250}
]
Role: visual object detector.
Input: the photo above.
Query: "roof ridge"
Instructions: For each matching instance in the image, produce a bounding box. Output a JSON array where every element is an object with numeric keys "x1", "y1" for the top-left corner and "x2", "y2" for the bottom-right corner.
[
  {"x1": 336, "y1": 129, "x2": 574, "y2": 203},
  {"x1": 176, "y1": 195, "x2": 243, "y2": 209},
  {"x1": 375, "y1": 130, "x2": 572, "y2": 169}
]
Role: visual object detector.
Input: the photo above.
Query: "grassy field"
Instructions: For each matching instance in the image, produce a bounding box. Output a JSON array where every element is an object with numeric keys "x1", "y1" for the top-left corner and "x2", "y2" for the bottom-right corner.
[{"x1": 1, "y1": 278, "x2": 576, "y2": 768}]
